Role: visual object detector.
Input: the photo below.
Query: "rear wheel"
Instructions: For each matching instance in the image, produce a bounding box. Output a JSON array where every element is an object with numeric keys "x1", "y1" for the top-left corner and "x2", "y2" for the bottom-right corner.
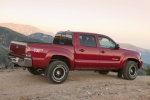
[
  {"x1": 98, "y1": 71, "x2": 109, "y2": 75},
  {"x1": 123, "y1": 61, "x2": 138, "y2": 80},
  {"x1": 46, "y1": 61, "x2": 69, "y2": 84},
  {"x1": 28, "y1": 67, "x2": 42, "y2": 75}
]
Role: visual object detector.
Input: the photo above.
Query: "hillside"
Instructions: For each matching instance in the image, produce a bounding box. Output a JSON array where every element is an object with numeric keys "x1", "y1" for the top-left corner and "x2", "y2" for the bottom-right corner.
[
  {"x1": 0, "y1": 23, "x2": 55, "y2": 36},
  {"x1": 29, "y1": 33, "x2": 53, "y2": 43},
  {"x1": 0, "y1": 26, "x2": 44, "y2": 47},
  {"x1": 0, "y1": 45, "x2": 9, "y2": 63}
]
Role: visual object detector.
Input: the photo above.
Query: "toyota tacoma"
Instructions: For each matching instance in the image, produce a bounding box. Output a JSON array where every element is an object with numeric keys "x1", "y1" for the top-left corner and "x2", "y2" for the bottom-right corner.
[{"x1": 9, "y1": 31, "x2": 143, "y2": 84}]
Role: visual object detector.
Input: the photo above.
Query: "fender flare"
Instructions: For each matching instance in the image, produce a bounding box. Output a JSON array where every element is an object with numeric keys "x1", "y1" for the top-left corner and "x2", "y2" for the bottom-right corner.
[
  {"x1": 121, "y1": 53, "x2": 140, "y2": 68},
  {"x1": 44, "y1": 49, "x2": 74, "y2": 68}
]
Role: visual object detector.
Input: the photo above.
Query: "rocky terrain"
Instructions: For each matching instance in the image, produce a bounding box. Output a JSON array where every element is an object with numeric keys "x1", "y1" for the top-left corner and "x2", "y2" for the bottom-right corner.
[{"x1": 0, "y1": 69, "x2": 150, "y2": 100}]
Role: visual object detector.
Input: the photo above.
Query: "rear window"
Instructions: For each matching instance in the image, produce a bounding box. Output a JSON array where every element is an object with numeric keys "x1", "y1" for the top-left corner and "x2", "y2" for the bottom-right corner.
[{"x1": 53, "y1": 33, "x2": 73, "y2": 45}]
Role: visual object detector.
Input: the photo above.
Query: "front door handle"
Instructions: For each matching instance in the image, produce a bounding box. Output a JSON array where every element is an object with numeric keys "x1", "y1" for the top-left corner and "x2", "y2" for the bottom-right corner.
[
  {"x1": 112, "y1": 58, "x2": 119, "y2": 61},
  {"x1": 79, "y1": 49, "x2": 84, "y2": 52}
]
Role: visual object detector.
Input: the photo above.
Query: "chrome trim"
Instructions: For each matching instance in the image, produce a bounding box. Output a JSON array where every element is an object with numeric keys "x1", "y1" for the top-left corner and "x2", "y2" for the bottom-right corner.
[
  {"x1": 9, "y1": 56, "x2": 32, "y2": 67},
  {"x1": 11, "y1": 41, "x2": 27, "y2": 46}
]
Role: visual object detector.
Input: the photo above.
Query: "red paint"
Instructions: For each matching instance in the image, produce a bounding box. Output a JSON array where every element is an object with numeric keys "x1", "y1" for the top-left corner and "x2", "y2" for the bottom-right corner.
[{"x1": 9, "y1": 31, "x2": 143, "y2": 70}]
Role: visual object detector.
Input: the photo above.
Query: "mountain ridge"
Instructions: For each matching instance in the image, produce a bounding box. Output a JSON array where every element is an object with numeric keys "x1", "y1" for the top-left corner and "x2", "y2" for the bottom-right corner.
[
  {"x1": 0, "y1": 26, "x2": 45, "y2": 47},
  {"x1": 29, "y1": 32, "x2": 53, "y2": 43},
  {"x1": 0, "y1": 23, "x2": 55, "y2": 36},
  {"x1": 119, "y1": 43, "x2": 150, "y2": 52}
]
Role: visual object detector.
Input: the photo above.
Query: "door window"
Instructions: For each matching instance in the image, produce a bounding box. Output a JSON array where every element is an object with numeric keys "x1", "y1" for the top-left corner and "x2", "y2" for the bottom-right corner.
[
  {"x1": 99, "y1": 36, "x2": 115, "y2": 48},
  {"x1": 80, "y1": 34, "x2": 96, "y2": 47}
]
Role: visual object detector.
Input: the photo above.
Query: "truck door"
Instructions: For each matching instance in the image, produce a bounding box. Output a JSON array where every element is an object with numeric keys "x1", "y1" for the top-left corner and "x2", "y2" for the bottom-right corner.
[
  {"x1": 98, "y1": 36, "x2": 122, "y2": 69},
  {"x1": 74, "y1": 33, "x2": 100, "y2": 69}
]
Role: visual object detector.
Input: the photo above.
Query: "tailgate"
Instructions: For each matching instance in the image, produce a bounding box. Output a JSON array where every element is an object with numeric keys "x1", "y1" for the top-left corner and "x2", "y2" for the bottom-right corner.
[{"x1": 9, "y1": 41, "x2": 28, "y2": 58}]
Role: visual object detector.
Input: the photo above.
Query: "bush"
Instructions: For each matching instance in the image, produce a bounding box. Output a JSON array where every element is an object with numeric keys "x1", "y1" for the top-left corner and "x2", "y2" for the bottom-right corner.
[
  {"x1": 146, "y1": 65, "x2": 150, "y2": 75},
  {"x1": 0, "y1": 58, "x2": 14, "y2": 69},
  {"x1": 137, "y1": 69, "x2": 146, "y2": 76}
]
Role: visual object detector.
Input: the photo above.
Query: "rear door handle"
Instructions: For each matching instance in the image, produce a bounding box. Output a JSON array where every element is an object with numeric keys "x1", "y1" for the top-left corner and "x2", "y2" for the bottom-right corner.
[
  {"x1": 79, "y1": 49, "x2": 84, "y2": 52},
  {"x1": 101, "y1": 50, "x2": 105, "y2": 53}
]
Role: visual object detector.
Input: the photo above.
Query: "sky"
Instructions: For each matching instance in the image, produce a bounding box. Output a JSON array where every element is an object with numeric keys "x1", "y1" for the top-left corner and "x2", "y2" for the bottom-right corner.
[{"x1": 0, "y1": 0, "x2": 150, "y2": 49}]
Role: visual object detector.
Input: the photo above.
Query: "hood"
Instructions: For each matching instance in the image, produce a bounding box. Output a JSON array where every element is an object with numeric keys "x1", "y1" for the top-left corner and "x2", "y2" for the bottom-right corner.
[
  {"x1": 120, "y1": 48, "x2": 141, "y2": 57},
  {"x1": 120, "y1": 47, "x2": 141, "y2": 56}
]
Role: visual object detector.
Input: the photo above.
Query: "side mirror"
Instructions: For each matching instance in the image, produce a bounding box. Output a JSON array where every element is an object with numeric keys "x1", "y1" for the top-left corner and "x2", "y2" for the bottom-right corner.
[{"x1": 115, "y1": 44, "x2": 120, "y2": 49}]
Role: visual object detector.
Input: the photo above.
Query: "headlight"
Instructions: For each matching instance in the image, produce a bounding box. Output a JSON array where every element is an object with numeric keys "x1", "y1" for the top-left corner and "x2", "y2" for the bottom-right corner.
[{"x1": 139, "y1": 52, "x2": 142, "y2": 59}]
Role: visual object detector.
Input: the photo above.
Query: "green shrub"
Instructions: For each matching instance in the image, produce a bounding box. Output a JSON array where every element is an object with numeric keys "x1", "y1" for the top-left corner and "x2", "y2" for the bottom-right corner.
[{"x1": 146, "y1": 65, "x2": 150, "y2": 75}]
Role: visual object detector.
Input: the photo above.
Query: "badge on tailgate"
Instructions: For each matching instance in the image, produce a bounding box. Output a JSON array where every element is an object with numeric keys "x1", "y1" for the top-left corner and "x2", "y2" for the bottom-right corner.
[{"x1": 34, "y1": 48, "x2": 43, "y2": 53}]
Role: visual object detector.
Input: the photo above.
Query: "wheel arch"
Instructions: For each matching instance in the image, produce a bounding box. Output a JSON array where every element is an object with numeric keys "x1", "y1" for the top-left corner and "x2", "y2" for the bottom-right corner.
[
  {"x1": 44, "y1": 50, "x2": 74, "y2": 70},
  {"x1": 50, "y1": 55, "x2": 72, "y2": 70},
  {"x1": 122, "y1": 58, "x2": 140, "y2": 69},
  {"x1": 121, "y1": 52, "x2": 142, "y2": 69}
]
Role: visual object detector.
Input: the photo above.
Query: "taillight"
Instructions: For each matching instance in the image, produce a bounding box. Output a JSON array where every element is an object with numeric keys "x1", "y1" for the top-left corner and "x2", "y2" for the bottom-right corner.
[
  {"x1": 26, "y1": 45, "x2": 30, "y2": 51},
  {"x1": 26, "y1": 53, "x2": 32, "y2": 57},
  {"x1": 25, "y1": 45, "x2": 32, "y2": 57}
]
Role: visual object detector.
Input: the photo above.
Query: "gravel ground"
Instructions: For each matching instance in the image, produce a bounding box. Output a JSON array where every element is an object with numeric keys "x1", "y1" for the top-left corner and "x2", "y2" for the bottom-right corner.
[{"x1": 0, "y1": 69, "x2": 150, "y2": 100}]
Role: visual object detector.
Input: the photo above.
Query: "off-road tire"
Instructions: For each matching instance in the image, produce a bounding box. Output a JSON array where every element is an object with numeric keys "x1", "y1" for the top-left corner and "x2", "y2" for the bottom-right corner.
[
  {"x1": 46, "y1": 61, "x2": 69, "y2": 84},
  {"x1": 28, "y1": 67, "x2": 42, "y2": 75},
  {"x1": 123, "y1": 61, "x2": 138, "y2": 80},
  {"x1": 98, "y1": 71, "x2": 109, "y2": 75}
]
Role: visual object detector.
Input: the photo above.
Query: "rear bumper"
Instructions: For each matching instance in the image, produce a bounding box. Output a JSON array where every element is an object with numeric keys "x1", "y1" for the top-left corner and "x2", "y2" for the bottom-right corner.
[{"x1": 9, "y1": 56, "x2": 32, "y2": 67}]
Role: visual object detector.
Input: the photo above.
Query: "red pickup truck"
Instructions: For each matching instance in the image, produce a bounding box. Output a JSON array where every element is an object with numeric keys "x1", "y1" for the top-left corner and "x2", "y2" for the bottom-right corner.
[{"x1": 9, "y1": 31, "x2": 142, "y2": 84}]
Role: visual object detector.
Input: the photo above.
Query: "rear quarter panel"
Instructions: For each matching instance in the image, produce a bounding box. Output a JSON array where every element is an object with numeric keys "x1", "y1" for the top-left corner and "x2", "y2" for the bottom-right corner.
[{"x1": 28, "y1": 44, "x2": 74, "y2": 68}]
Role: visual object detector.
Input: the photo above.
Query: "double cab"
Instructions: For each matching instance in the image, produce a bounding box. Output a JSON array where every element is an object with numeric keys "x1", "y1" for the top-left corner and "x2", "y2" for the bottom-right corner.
[{"x1": 9, "y1": 31, "x2": 143, "y2": 83}]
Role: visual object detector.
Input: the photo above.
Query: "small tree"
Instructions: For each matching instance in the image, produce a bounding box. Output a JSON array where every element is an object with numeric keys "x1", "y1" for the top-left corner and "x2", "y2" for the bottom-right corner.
[{"x1": 146, "y1": 65, "x2": 150, "y2": 75}]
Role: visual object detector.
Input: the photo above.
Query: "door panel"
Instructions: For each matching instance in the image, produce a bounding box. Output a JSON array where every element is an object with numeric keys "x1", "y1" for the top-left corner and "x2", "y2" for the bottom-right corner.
[
  {"x1": 74, "y1": 34, "x2": 100, "y2": 69},
  {"x1": 99, "y1": 36, "x2": 122, "y2": 68},
  {"x1": 99, "y1": 48, "x2": 121, "y2": 68}
]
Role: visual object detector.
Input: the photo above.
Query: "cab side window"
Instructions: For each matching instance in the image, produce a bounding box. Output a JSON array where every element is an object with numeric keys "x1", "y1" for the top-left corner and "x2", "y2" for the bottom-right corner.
[
  {"x1": 99, "y1": 36, "x2": 115, "y2": 48},
  {"x1": 80, "y1": 34, "x2": 96, "y2": 47},
  {"x1": 53, "y1": 33, "x2": 72, "y2": 45}
]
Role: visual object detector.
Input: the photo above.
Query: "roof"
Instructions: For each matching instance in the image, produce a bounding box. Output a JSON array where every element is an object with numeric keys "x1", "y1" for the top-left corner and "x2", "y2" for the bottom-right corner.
[{"x1": 57, "y1": 30, "x2": 108, "y2": 37}]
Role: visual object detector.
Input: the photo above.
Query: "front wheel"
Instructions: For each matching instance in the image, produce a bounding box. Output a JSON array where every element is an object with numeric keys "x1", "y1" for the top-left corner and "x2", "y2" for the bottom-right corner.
[
  {"x1": 46, "y1": 61, "x2": 69, "y2": 84},
  {"x1": 123, "y1": 61, "x2": 138, "y2": 80}
]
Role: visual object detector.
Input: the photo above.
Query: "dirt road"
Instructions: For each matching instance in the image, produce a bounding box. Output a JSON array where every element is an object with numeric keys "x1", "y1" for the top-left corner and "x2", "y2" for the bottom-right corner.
[{"x1": 0, "y1": 69, "x2": 150, "y2": 100}]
